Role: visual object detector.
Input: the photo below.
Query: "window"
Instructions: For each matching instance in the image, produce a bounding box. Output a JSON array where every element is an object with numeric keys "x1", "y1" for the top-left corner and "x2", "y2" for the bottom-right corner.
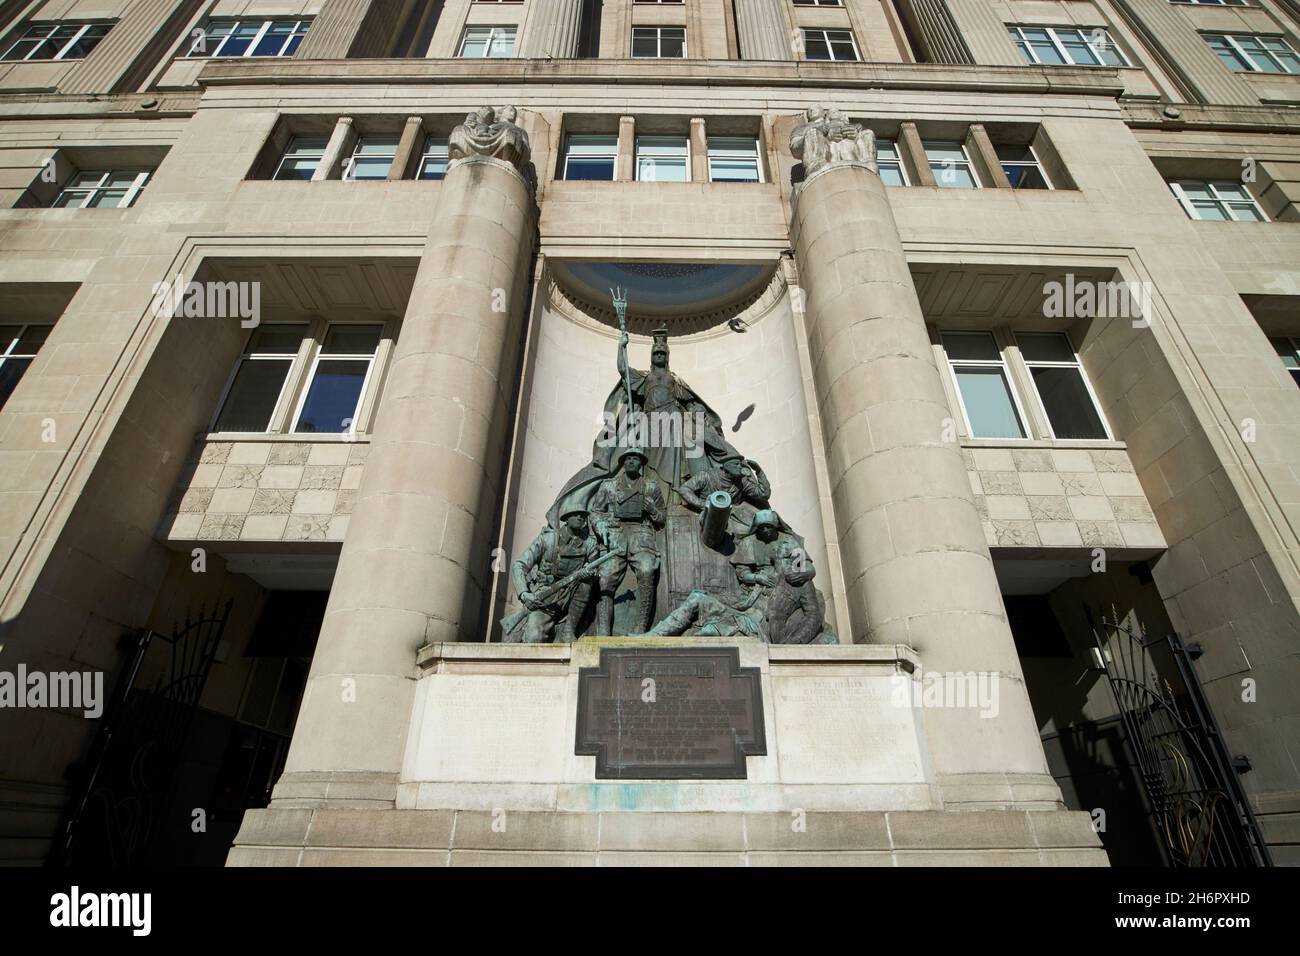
[
  {"x1": 794, "y1": 0, "x2": 842, "y2": 5},
  {"x1": 562, "y1": 134, "x2": 617, "y2": 180},
  {"x1": 941, "y1": 331, "x2": 1027, "y2": 439},
  {"x1": 1015, "y1": 333, "x2": 1109, "y2": 440},
  {"x1": 707, "y1": 137, "x2": 761, "y2": 182},
  {"x1": 636, "y1": 136, "x2": 689, "y2": 182},
  {"x1": 802, "y1": 29, "x2": 860, "y2": 61},
  {"x1": 1271, "y1": 337, "x2": 1300, "y2": 387},
  {"x1": 53, "y1": 170, "x2": 150, "y2": 208},
  {"x1": 876, "y1": 139, "x2": 908, "y2": 186},
  {"x1": 924, "y1": 141, "x2": 980, "y2": 189},
  {"x1": 1204, "y1": 33, "x2": 1300, "y2": 74},
  {"x1": 273, "y1": 137, "x2": 327, "y2": 181},
  {"x1": 631, "y1": 27, "x2": 685, "y2": 58},
  {"x1": 458, "y1": 25, "x2": 516, "y2": 57},
  {"x1": 344, "y1": 135, "x2": 399, "y2": 180},
  {"x1": 0, "y1": 324, "x2": 50, "y2": 408},
  {"x1": 187, "y1": 19, "x2": 309, "y2": 58},
  {"x1": 213, "y1": 324, "x2": 309, "y2": 433},
  {"x1": 1168, "y1": 179, "x2": 1267, "y2": 221},
  {"x1": 291, "y1": 325, "x2": 383, "y2": 434},
  {"x1": 419, "y1": 136, "x2": 449, "y2": 180},
  {"x1": 212, "y1": 324, "x2": 385, "y2": 435},
  {"x1": 2, "y1": 22, "x2": 112, "y2": 61},
  {"x1": 996, "y1": 144, "x2": 1051, "y2": 190},
  {"x1": 1009, "y1": 26, "x2": 1128, "y2": 67}
]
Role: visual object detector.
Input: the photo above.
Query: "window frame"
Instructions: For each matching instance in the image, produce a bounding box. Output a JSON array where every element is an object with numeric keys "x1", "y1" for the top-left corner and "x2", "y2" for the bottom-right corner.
[
  {"x1": 631, "y1": 26, "x2": 686, "y2": 58},
  {"x1": 1013, "y1": 331, "x2": 1112, "y2": 442},
  {"x1": 940, "y1": 330, "x2": 1032, "y2": 441},
  {"x1": 1170, "y1": 0, "x2": 1248, "y2": 5},
  {"x1": 1, "y1": 22, "x2": 113, "y2": 62},
  {"x1": 562, "y1": 133, "x2": 619, "y2": 181},
  {"x1": 1203, "y1": 32, "x2": 1300, "y2": 74},
  {"x1": 1168, "y1": 179, "x2": 1268, "y2": 221},
  {"x1": 288, "y1": 324, "x2": 385, "y2": 437},
  {"x1": 635, "y1": 135, "x2": 690, "y2": 182},
  {"x1": 0, "y1": 323, "x2": 51, "y2": 409},
  {"x1": 209, "y1": 320, "x2": 394, "y2": 437},
  {"x1": 1270, "y1": 336, "x2": 1300, "y2": 387},
  {"x1": 273, "y1": 136, "x2": 328, "y2": 181},
  {"x1": 801, "y1": 28, "x2": 861, "y2": 62},
  {"x1": 923, "y1": 140, "x2": 981, "y2": 189},
  {"x1": 53, "y1": 169, "x2": 151, "y2": 209},
  {"x1": 185, "y1": 18, "x2": 310, "y2": 59},
  {"x1": 706, "y1": 136, "x2": 762, "y2": 183},
  {"x1": 876, "y1": 138, "x2": 909, "y2": 186},
  {"x1": 1008, "y1": 25, "x2": 1130, "y2": 67},
  {"x1": 996, "y1": 143, "x2": 1053, "y2": 190},
  {"x1": 343, "y1": 134, "x2": 401, "y2": 181},
  {"x1": 419, "y1": 135, "x2": 449, "y2": 180},
  {"x1": 793, "y1": 0, "x2": 843, "y2": 5},
  {"x1": 457, "y1": 25, "x2": 517, "y2": 58}
]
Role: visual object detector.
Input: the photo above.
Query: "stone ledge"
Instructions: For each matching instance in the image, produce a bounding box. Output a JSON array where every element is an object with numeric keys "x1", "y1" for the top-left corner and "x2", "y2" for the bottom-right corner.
[{"x1": 229, "y1": 808, "x2": 1108, "y2": 866}]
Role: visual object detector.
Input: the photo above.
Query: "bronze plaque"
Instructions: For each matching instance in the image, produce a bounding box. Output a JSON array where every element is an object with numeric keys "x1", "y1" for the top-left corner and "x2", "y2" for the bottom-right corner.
[{"x1": 575, "y1": 647, "x2": 766, "y2": 779}]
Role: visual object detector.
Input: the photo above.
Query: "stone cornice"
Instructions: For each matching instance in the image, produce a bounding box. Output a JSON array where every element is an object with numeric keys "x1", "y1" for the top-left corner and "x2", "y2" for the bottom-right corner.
[
  {"x1": 1121, "y1": 100, "x2": 1300, "y2": 134},
  {"x1": 195, "y1": 57, "x2": 1126, "y2": 98}
]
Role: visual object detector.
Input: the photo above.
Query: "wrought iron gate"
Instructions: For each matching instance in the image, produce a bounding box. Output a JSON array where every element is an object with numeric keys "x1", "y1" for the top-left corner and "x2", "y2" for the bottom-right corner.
[
  {"x1": 49, "y1": 600, "x2": 233, "y2": 868},
  {"x1": 1092, "y1": 611, "x2": 1271, "y2": 867}
]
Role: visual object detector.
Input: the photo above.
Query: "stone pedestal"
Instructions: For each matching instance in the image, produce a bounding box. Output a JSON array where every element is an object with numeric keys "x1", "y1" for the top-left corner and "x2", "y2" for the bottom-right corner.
[
  {"x1": 789, "y1": 160, "x2": 1060, "y2": 807},
  {"x1": 229, "y1": 638, "x2": 1106, "y2": 865},
  {"x1": 271, "y1": 154, "x2": 535, "y2": 806}
]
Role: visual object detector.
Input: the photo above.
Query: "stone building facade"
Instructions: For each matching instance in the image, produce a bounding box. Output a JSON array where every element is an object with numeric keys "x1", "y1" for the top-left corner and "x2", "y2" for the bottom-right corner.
[{"x1": 0, "y1": 0, "x2": 1296, "y2": 866}]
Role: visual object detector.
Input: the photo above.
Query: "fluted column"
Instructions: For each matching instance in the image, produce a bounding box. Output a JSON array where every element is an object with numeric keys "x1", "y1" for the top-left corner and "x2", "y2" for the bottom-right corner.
[
  {"x1": 789, "y1": 138, "x2": 1058, "y2": 806},
  {"x1": 734, "y1": 0, "x2": 793, "y2": 61},
  {"x1": 520, "y1": 0, "x2": 585, "y2": 58},
  {"x1": 274, "y1": 116, "x2": 535, "y2": 805}
]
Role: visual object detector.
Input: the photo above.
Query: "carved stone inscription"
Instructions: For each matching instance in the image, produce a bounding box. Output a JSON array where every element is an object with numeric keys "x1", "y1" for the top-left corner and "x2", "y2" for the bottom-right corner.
[{"x1": 575, "y1": 647, "x2": 766, "y2": 779}]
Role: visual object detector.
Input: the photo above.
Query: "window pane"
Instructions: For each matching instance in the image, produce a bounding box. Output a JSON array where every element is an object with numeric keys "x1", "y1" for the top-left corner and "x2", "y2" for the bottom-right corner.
[
  {"x1": 18, "y1": 325, "x2": 51, "y2": 351},
  {"x1": 955, "y1": 368, "x2": 1025, "y2": 439},
  {"x1": 321, "y1": 324, "x2": 381, "y2": 355},
  {"x1": 638, "y1": 157, "x2": 687, "y2": 182},
  {"x1": 0, "y1": 357, "x2": 32, "y2": 407},
  {"x1": 931, "y1": 164, "x2": 976, "y2": 188},
  {"x1": 250, "y1": 324, "x2": 309, "y2": 354},
  {"x1": 631, "y1": 30, "x2": 658, "y2": 57},
  {"x1": 660, "y1": 30, "x2": 685, "y2": 58},
  {"x1": 942, "y1": 331, "x2": 1001, "y2": 361},
  {"x1": 1017, "y1": 332, "x2": 1076, "y2": 363},
  {"x1": 566, "y1": 156, "x2": 614, "y2": 180},
  {"x1": 215, "y1": 360, "x2": 291, "y2": 431},
  {"x1": 294, "y1": 359, "x2": 370, "y2": 433},
  {"x1": 804, "y1": 32, "x2": 831, "y2": 60},
  {"x1": 878, "y1": 164, "x2": 904, "y2": 186},
  {"x1": 709, "y1": 158, "x2": 758, "y2": 182},
  {"x1": 1030, "y1": 366, "x2": 1107, "y2": 439},
  {"x1": 1004, "y1": 164, "x2": 1049, "y2": 189}
]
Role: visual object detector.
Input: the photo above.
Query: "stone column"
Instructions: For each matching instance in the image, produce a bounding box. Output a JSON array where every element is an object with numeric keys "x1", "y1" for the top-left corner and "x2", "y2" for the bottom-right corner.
[
  {"x1": 274, "y1": 108, "x2": 535, "y2": 806},
  {"x1": 520, "y1": 0, "x2": 585, "y2": 58},
  {"x1": 788, "y1": 110, "x2": 1058, "y2": 807},
  {"x1": 734, "y1": 0, "x2": 793, "y2": 61}
]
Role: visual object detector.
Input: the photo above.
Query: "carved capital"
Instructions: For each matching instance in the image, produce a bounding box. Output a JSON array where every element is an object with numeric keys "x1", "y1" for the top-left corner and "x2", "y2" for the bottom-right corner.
[
  {"x1": 789, "y1": 106, "x2": 877, "y2": 179},
  {"x1": 448, "y1": 105, "x2": 531, "y2": 170}
]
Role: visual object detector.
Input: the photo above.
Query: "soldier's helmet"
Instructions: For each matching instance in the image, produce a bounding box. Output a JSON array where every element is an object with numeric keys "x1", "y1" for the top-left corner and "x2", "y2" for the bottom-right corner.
[
  {"x1": 651, "y1": 326, "x2": 669, "y2": 357},
  {"x1": 615, "y1": 446, "x2": 647, "y2": 468},
  {"x1": 751, "y1": 509, "x2": 781, "y2": 531},
  {"x1": 559, "y1": 506, "x2": 588, "y2": 521}
]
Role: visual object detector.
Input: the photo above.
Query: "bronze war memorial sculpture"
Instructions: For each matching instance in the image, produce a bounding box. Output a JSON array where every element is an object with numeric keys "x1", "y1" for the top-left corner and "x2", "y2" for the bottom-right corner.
[{"x1": 503, "y1": 291, "x2": 835, "y2": 644}]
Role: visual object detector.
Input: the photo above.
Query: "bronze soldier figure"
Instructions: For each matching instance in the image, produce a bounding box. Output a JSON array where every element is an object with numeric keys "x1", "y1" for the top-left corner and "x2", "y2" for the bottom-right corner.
[{"x1": 589, "y1": 447, "x2": 666, "y2": 634}]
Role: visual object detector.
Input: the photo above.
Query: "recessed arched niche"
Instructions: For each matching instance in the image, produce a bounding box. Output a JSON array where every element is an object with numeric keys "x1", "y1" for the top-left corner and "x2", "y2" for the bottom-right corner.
[{"x1": 502, "y1": 257, "x2": 842, "y2": 637}]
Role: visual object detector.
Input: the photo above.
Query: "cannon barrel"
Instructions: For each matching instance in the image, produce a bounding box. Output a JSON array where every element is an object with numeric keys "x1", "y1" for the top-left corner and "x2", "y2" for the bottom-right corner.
[{"x1": 700, "y1": 490, "x2": 733, "y2": 549}]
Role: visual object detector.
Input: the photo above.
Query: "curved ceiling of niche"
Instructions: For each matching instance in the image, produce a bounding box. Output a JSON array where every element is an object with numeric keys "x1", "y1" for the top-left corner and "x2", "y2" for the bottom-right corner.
[{"x1": 553, "y1": 260, "x2": 776, "y2": 320}]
